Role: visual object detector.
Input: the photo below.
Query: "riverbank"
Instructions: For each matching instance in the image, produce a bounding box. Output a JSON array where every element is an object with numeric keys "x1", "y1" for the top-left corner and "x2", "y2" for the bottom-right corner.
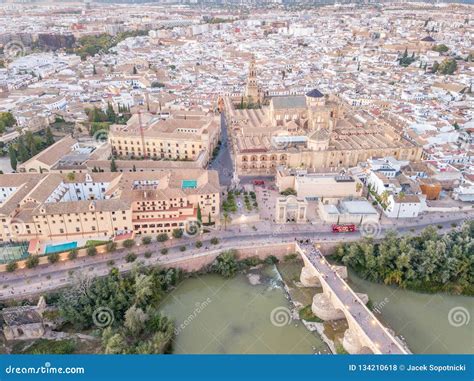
[{"x1": 330, "y1": 222, "x2": 474, "y2": 297}]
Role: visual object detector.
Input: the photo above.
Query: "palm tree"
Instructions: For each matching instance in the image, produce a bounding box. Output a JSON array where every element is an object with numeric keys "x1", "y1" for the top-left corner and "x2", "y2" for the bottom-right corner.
[
  {"x1": 380, "y1": 190, "x2": 390, "y2": 207},
  {"x1": 223, "y1": 212, "x2": 231, "y2": 231}
]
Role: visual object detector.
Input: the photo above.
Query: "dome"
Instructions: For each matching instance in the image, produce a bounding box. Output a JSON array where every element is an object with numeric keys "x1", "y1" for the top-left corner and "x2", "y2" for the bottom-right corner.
[{"x1": 306, "y1": 89, "x2": 324, "y2": 98}]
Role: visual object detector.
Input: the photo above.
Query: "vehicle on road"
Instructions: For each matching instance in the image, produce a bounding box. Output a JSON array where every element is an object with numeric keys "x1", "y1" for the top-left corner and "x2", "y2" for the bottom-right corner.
[{"x1": 332, "y1": 224, "x2": 356, "y2": 233}]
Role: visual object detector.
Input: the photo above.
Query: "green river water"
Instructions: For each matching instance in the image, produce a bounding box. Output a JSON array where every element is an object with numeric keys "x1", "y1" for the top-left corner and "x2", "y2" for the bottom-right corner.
[{"x1": 160, "y1": 263, "x2": 473, "y2": 354}]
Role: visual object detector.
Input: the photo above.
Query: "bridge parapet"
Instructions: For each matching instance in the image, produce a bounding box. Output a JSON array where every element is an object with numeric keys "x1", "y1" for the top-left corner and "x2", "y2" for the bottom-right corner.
[{"x1": 295, "y1": 241, "x2": 409, "y2": 355}]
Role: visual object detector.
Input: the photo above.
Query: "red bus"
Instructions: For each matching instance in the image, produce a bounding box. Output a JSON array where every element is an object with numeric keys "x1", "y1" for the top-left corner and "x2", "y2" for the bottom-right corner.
[
  {"x1": 332, "y1": 224, "x2": 356, "y2": 233},
  {"x1": 253, "y1": 180, "x2": 265, "y2": 186}
]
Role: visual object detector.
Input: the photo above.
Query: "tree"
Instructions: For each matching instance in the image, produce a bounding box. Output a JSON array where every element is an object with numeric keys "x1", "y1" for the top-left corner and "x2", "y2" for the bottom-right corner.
[
  {"x1": 125, "y1": 253, "x2": 137, "y2": 263},
  {"x1": 141, "y1": 236, "x2": 152, "y2": 245},
  {"x1": 6, "y1": 261, "x2": 17, "y2": 272},
  {"x1": 212, "y1": 250, "x2": 238, "y2": 278},
  {"x1": 68, "y1": 249, "x2": 78, "y2": 260},
  {"x1": 197, "y1": 204, "x2": 202, "y2": 223},
  {"x1": 432, "y1": 44, "x2": 449, "y2": 53},
  {"x1": 210, "y1": 237, "x2": 219, "y2": 245},
  {"x1": 134, "y1": 274, "x2": 153, "y2": 306},
  {"x1": 16, "y1": 136, "x2": 29, "y2": 163},
  {"x1": 48, "y1": 252, "x2": 60, "y2": 264},
  {"x1": 87, "y1": 246, "x2": 97, "y2": 256},
  {"x1": 160, "y1": 248, "x2": 168, "y2": 255},
  {"x1": 280, "y1": 188, "x2": 297, "y2": 196},
  {"x1": 438, "y1": 58, "x2": 457, "y2": 75},
  {"x1": 8, "y1": 145, "x2": 17, "y2": 171},
  {"x1": 110, "y1": 158, "x2": 117, "y2": 172},
  {"x1": 45, "y1": 127, "x2": 55, "y2": 146},
  {"x1": 0, "y1": 112, "x2": 16, "y2": 128},
  {"x1": 26, "y1": 256, "x2": 39, "y2": 269},
  {"x1": 106, "y1": 102, "x2": 117, "y2": 123},
  {"x1": 103, "y1": 332, "x2": 127, "y2": 354},
  {"x1": 106, "y1": 241, "x2": 117, "y2": 252},
  {"x1": 123, "y1": 239, "x2": 135, "y2": 249},
  {"x1": 195, "y1": 240, "x2": 203, "y2": 248},
  {"x1": 124, "y1": 305, "x2": 148, "y2": 336},
  {"x1": 157, "y1": 233, "x2": 168, "y2": 242},
  {"x1": 172, "y1": 229, "x2": 183, "y2": 239},
  {"x1": 223, "y1": 212, "x2": 230, "y2": 231}
]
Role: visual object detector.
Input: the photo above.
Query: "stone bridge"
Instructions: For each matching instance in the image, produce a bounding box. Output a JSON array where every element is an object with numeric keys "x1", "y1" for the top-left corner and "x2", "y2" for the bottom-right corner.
[{"x1": 296, "y1": 241, "x2": 409, "y2": 354}]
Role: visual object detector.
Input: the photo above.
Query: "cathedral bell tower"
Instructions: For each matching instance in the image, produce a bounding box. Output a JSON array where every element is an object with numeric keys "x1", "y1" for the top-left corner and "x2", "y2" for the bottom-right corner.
[{"x1": 245, "y1": 56, "x2": 262, "y2": 105}]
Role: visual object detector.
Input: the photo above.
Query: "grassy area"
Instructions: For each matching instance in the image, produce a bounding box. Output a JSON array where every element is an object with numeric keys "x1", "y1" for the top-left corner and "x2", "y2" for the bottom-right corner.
[
  {"x1": 86, "y1": 240, "x2": 108, "y2": 247},
  {"x1": 335, "y1": 343, "x2": 349, "y2": 355},
  {"x1": 15, "y1": 339, "x2": 76, "y2": 354},
  {"x1": 299, "y1": 305, "x2": 323, "y2": 323}
]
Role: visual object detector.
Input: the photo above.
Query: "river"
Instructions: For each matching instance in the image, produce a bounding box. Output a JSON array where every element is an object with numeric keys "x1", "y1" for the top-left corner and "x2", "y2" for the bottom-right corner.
[{"x1": 159, "y1": 262, "x2": 473, "y2": 354}]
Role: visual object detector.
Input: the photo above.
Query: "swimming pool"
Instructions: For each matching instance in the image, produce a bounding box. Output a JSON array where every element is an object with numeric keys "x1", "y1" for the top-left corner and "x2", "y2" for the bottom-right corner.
[
  {"x1": 182, "y1": 179, "x2": 197, "y2": 189},
  {"x1": 45, "y1": 241, "x2": 77, "y2": 254}
]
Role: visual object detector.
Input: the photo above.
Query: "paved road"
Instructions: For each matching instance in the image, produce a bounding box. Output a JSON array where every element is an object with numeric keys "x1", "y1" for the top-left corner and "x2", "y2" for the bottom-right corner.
[
  {"x1": 208, "y1": 113, "x2": 233, "y2": 187},
  {"x1": 301, "y1": 243, "x2": 407, "y2": 354},
  {"x1": 0, "y1": 216, "x2": 469, "y2": 301}
]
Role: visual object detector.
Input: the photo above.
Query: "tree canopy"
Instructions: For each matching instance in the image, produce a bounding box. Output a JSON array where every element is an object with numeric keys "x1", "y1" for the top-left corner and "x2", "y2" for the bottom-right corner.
[{"x1": 332, "y1": 221, "x2": 473, "y2": 295}]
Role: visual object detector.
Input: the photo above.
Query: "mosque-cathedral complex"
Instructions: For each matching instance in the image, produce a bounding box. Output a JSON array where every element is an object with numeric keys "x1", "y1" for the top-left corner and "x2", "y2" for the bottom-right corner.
[{"x1": 224, "y1": 59, "x2": 423, "y2": 177}]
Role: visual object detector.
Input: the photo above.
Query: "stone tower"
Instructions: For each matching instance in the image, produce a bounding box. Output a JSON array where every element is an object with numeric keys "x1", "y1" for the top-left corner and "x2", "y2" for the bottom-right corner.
[{"x1": 245, "y1": 56, "x2": 262, "y2": 105}]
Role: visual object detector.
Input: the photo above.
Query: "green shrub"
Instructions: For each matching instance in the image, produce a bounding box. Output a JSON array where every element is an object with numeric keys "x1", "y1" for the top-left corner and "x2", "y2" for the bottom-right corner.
[
  {"x1": 68, "y1": 249, "x2": 78, "y2": 260},
  {"x1": 172, "y1": 229, "x2": 183, "y2": 239},
  {"x1": 47, "y1": 253, "x2": 60, "y2": 264},
  {"x1": 299, "y1": 305, "x2": 323, "y2": 322},
  {"x1": 157, "y1": 233, "x2": 168, "y2": 242},
  {"x1": 106, "y1": 241, "x2": 117, "y2": 252},
  {"x1": 26, "y1": 256, "x2": 39, "y2": 269},
  {"x1": 211, "y1": 250, "x2": 238, "y2": 278},
  {"x1": 125, "y1": 253, "x2": 137, "y2": 263},
  {"x1": 264, "y1": 255, "x2": 279, "y2": 265},
  {"x1": 6, "y1": 261, "x2": 17, "y2": 272},
  {"x1": 144, "y1": 251, "x2": 153, "y2": 258},
  {"x1": 141, "y1": 236, "x2": 152, "y2": 245},
  {"x1": 242, "y1": 256, "x2": 261, "y2": 267},
  {"x1": 87, "y1": 246, "x2": 97, "y2": 256},
  {"x1": 123, "y1": 239, "x2": 135, "y2": 248}
]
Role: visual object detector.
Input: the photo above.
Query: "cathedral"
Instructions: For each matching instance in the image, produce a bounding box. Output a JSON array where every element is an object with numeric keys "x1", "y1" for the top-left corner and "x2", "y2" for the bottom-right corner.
[{"x1": 225, "y1": 59, "x2": 423, "y2": 177}]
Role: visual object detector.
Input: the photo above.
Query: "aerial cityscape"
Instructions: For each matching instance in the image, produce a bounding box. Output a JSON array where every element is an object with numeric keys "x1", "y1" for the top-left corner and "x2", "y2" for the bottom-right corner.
[{"x1": 0, "y1": 0, "x2": 472, "y2": 362}]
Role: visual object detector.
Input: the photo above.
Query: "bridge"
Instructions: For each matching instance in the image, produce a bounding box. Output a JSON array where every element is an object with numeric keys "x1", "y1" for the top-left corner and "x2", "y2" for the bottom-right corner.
[{"x1": 295, "y1": 241, "x2": 409, "y2": 354}]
